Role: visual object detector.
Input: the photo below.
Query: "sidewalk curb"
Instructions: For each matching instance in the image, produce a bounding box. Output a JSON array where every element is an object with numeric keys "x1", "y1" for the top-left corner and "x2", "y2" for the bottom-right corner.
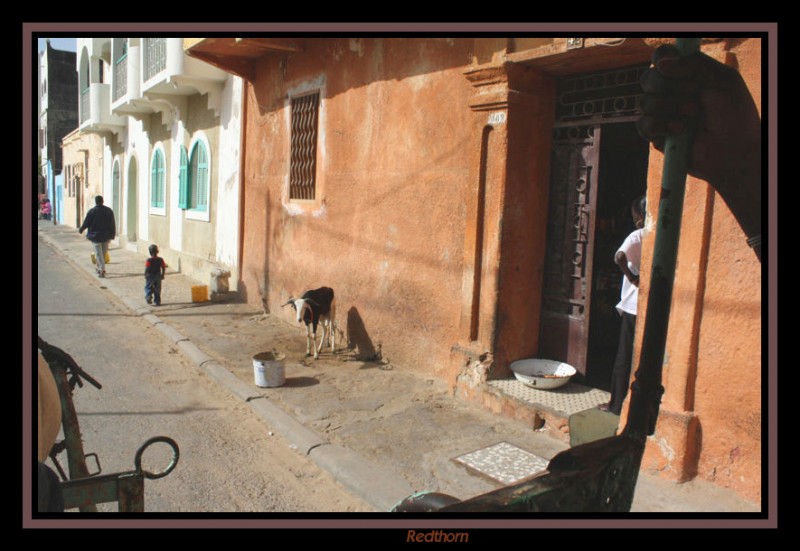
[
  {"x1": 309, "y1": 444, "x2": 414, "y2": 512},
  {"x1": 200, "y1": 361, "x2": 263, "y2": 402},
  {"x1": 176, "y1": 340, "x2": 215, "y2": 366},
  {"x1": 247, "y1": 398, "x2": 328, "y2": 455},
  {"x1": 154, "y1": 322, "x2": 189, "y2": 345}
]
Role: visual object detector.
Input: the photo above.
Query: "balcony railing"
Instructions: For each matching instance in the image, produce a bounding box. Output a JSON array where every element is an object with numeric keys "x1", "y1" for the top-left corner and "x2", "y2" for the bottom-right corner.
[
  {"x1": 143, "y1": 38, "x2": 167, "y2": 82},
  {"x1": 80, "y1": 88, "x2": 90, "y2": 124},
  {"x1": 113, "y1": 55, "x2": 127, "y2": 101}
]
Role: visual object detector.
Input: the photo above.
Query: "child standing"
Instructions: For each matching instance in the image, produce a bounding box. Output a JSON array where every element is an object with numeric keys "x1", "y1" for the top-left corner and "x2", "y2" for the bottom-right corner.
[{"x1": 144, "y1": 244, "x2": 167, "y2": 306}]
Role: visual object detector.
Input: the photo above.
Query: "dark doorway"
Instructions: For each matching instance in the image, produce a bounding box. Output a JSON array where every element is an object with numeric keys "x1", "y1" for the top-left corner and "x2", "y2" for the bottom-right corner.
[
  {"x1": 583, "y1": 122, "x2": 648, "y2": 390},
  {"x1": 538, "y1": 64, "x2": 649, "y2": 389}
]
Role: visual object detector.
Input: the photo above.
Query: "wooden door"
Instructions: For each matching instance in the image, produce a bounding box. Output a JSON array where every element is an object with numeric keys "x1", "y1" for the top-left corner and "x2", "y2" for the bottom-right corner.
[{"x1": 538, "y1": 125, "x2": 601, "y2": 375}]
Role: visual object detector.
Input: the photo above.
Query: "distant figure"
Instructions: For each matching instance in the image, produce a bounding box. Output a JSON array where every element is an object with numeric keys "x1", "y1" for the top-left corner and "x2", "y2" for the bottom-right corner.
[
  {"x1": 600, "y1": 196, "x2": 646, "y2": 415},
  {"x1": 144, "y1": 244, "x2": 167, "y2": 306},
  {"x1": 79, "y1": 195, "x2": 116, "y2": 278},
  {"x1": 40, "y1": 198, "x2": 51, "y2": 221}
]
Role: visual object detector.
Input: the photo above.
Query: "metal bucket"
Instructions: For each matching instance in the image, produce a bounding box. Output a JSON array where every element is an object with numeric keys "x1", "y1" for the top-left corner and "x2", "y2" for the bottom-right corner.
[{"x1": 253, "y1": 352, "x2": 286, "y2": 388}]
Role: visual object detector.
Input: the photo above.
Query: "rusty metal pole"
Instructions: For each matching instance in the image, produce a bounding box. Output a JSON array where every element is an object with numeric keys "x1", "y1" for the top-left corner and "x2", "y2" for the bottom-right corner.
[
  {"x1": 623, "y1": 37, "x2": 702, "y2": 440},
  {"x1": 39, "y1": 337, "x2": 100, "y2": 513},
  {"x1": 48, "y1": 363, "x2": 99, "y2": 513}
]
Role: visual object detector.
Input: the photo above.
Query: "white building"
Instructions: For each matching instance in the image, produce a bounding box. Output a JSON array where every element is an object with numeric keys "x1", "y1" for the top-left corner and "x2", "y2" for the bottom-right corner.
[{"x1": 77, "y1": 37, "x2": 244, "y2": 289}]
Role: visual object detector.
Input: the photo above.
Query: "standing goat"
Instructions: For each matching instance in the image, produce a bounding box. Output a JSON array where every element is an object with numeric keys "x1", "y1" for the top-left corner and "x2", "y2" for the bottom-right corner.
[{"x1": 282, "y1": 287, "x2": 335, "y2": 359}]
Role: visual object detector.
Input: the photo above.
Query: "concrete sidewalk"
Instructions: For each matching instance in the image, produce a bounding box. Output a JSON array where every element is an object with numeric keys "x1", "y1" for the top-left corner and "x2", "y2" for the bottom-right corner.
[{"x1": 36, "y1": 220, "x2": 760, "y2": 514}]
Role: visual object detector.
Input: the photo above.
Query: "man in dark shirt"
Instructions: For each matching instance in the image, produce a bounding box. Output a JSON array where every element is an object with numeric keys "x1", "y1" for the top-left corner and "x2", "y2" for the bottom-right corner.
[{"x1": 79, "y1": 195, "x2": 116, "y2": 278}]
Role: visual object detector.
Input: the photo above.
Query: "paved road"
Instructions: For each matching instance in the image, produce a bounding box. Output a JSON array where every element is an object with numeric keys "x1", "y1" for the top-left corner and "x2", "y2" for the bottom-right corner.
[{"x1": 37, "y1": 236, "x2": 373, "y2": 513}]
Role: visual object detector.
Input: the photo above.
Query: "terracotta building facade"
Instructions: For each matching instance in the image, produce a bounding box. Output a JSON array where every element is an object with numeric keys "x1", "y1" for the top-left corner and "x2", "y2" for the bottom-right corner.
[{"x1": 188, "y1": 37, "x2": 762, "y2": 505}]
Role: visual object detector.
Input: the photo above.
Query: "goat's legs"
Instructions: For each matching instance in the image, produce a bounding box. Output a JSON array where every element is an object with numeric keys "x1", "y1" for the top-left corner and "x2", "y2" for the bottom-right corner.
[
  {"x1": 312, "y1": 325, "x2": 321, "y2": 359},
  {"x1": 317, "y1": 324, "x2": 327, "y2": 356},
  {"x1": 306, "y1": 325, "x2": 315, "y2": 358},
  {"x1": 330, "y1": 304, "x2": 336, "y2": 352}
]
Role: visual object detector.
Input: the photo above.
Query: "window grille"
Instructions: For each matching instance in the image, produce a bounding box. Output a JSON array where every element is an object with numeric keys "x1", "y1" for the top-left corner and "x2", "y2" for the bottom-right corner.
[
  {"x1": 143, "y1": 38, "x2": 167, "y2": 82},
  {"x1": 555, "y1": 65, "x2": 647, "y2": 126},
  {"x1": 289, "y1": 92, "x2": 320, "y2": 201},
  {"x1": 113, "y1": 40, "x2": 128, "y2": 101},
  {"x1": 80, "y1": 88, "x2": 90, "y2": 124}
]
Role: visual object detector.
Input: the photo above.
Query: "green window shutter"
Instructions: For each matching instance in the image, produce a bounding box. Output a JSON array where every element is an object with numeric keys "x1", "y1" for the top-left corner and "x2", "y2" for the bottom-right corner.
[
  {"x1": 151, "y1": 150, "x2": 165, "y2": 208},
  {"x1": 197, "y1": 143, "x2": 208, "y2": 211},
  {"x1": 189, "y1": 142, "x2": 209, "y2": 212},
  {"x1": 178, "y1": 147, "x2": 189, "y2": 209},
  {"x1": 150, "y1": 154, "x2": 158, "y2": 207}
]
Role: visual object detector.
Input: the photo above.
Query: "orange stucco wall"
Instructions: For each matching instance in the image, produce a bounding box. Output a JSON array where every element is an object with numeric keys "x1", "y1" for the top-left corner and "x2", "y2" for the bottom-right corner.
[
  {"x1": 632, "y1": 38, "x2": 762, "y2": 504},
  {"x1": 236, "y1": 36, "x2": 763, "y2": 505},
  {"x1": 240, "y1": 38, "x2": 475, "y2": 380}
]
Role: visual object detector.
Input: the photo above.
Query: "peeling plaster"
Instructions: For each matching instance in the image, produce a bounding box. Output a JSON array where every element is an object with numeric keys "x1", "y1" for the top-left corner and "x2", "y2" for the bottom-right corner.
[
  {"x1": 282, "y1": 201, "x2": 305, "y2": 216},
  {"x1": 657, "y1": 436, "x2": 676, "y2": 462},
  {"x1": 349, "y1": 38, "x2": 364, "y2": 57},
  {"x1": 312, "y1": 202, "x2": 327, "y2": 218}
]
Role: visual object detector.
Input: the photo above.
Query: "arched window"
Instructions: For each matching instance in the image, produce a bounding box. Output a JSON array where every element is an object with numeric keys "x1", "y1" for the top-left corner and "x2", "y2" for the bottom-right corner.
[
  {"x1": 188, "y1": 141, "x2": 208, "y2": 212},
  {"x1": 150, "y1": 149, "x2": 165, "y2": 209}
]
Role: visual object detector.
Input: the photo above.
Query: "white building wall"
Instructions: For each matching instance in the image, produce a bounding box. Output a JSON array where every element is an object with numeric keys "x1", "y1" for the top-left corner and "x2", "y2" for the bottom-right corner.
[
  {"x1": 215, "y1": 75, "x2": 243, "y2": 276},
  {"x1": 169, "y1": 119, "x2": 184, "y2": 253},
  {"x1": 73, "y1": 38, "x2": 244, "y2": 288},
  {"x1": 129, "y1": 118, "x2": 149, "y2": 244}
]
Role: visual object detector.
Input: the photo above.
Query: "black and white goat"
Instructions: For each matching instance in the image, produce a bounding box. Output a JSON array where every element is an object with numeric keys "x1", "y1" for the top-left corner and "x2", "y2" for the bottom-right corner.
[{"x1": 282, "y1": 287, "x2": 335, "y2": 359}]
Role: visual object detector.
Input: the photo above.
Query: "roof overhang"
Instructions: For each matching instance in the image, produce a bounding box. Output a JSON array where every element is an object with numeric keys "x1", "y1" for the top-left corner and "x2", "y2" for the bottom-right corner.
[{"x1": 185, "y1": 38, "x2": 304, "y2": 82}]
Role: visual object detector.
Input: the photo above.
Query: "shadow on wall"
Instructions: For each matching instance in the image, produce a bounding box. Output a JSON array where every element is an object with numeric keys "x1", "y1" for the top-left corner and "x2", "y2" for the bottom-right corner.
[
  {"x1": 251, "y1": 38, "x2": 477, "y2": 117},
  {"x1": 347, "y1": 307, "x2": 381, "y2": 361}
]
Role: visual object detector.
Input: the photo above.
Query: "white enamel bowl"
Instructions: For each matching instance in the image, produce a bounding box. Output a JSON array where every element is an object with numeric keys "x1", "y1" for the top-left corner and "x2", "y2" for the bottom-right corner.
[{"x1": 509, "y1": 359, "x2": 576, "y2": 390}]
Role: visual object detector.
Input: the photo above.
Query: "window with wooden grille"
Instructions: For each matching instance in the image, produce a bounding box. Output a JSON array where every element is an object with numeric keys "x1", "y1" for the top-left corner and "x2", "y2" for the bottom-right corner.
[{"x1": 289, "y1": 92, "x2": 320, "y2": 201}]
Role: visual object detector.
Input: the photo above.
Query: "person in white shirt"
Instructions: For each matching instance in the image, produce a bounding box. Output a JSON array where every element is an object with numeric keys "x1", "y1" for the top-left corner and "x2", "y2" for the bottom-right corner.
[{"x1": 600, "y1": 196, "x2": 646, "y2": 415}]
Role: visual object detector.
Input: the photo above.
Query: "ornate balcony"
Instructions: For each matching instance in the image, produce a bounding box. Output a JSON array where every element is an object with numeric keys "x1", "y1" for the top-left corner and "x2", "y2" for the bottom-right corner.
[{"x1": 131, "y1": 38, "x2": 230, "y2": 126}]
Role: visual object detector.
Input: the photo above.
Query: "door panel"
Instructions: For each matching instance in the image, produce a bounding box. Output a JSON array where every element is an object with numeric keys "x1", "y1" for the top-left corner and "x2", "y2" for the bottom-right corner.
[{"x1": 538, "y1": 125, "x2": 601, "y2": 374}]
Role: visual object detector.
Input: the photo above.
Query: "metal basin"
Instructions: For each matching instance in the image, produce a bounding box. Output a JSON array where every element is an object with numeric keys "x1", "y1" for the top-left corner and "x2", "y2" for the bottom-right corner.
[{"x1": 510, "y1": 359, "x2": 576, "y2": 390}]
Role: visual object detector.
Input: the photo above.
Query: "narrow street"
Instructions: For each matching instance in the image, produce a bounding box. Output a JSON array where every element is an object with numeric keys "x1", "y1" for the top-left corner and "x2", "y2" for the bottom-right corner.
[{"x1": 37, "y1": 235, "x2": 372, "y2": 512}]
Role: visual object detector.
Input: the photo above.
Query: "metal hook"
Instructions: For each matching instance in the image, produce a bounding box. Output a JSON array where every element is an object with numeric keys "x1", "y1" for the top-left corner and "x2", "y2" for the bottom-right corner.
[{"x1": 134, "y1": 436, "x2": 180, "y2": 480}]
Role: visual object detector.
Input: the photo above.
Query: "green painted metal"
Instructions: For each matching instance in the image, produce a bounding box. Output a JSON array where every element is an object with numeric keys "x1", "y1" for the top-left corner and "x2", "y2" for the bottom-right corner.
[
  {"x1": 624, "y1": 37, "x2": 701, "y2": 439},
  {"x1": 59, "y1": 437, "x2": 178, "y2": 512}
]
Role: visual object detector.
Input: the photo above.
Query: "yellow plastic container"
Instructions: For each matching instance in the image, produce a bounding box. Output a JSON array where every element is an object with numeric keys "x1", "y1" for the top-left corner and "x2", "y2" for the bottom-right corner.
[
  {"x1": 90, "y1": 252, "x2": 111, "y2": 264},
  {"x1": 191, "y1": 285, "x2": 209, "y2": 303}
]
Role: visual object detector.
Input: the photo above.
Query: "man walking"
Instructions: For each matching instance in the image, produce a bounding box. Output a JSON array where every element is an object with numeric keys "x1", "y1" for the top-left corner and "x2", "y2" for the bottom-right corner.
[{"x1": 79, "y1": 195, "x2": 116, "y2": 278}]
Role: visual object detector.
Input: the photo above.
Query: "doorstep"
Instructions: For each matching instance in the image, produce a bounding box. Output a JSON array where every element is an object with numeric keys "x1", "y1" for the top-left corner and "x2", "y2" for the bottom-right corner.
[{"x1": 457, "y1": 377, "x2": 613, "y2": 443}]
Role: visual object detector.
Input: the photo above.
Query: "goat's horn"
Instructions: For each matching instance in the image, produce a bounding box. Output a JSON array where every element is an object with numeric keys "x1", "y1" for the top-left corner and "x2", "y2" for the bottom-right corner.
[{"x1": 282, "y1": 298, "x2": 295, "y2": 307}]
